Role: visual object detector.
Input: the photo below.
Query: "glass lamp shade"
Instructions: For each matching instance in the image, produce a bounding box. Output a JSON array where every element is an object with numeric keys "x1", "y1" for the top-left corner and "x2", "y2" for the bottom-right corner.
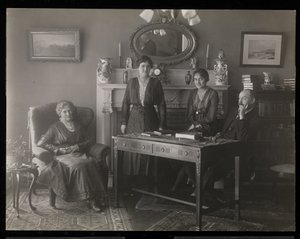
[
  {"x1": 181, "y1": 9, "x2": 197, "y2": 19},
  {"x1": 188, "y1": 15, "x2": 201, "y2": 26},
  {"x1": 139, "y1": 9, "x2": 154, "y2": 23}
]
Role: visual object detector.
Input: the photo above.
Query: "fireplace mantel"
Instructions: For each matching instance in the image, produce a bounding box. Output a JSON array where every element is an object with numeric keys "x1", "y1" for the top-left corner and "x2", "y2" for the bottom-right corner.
[
  {"x1": 99, "y1": 83, "x2": 230, "y2": 113},
  {"x1": 96, "y1": 69, "x2": 230, "y2": 147}
]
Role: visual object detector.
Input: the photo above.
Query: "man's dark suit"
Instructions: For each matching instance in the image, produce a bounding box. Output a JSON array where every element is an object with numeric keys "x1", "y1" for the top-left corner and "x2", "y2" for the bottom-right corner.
[
  {"x1": 204, "y1": 105, "x2": 260, "y2": 189},
  {"x1": 221, "y1": 106, "x2": 259, "y2": 142}
]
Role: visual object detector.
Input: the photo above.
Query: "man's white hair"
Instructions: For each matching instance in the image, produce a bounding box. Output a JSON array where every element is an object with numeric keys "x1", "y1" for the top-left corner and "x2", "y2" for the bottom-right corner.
[{"x1": 239, "y1": 89, "x2": 255, "y2": 105}]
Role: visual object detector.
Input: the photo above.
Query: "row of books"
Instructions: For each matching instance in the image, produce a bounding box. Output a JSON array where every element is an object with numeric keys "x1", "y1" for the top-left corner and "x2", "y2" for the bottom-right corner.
[
  {"x1": 261, "y1": 84, "x2": 276, "y2": 90},
  {"x1": 283, "y1": 78, "x2": 295, "y2": 91},
  {"x1": 141, "y1": 129, "x2": 204, "y2": 140},
  {"x1": 241, "y1": 74, "x2": 262, "y2": 91},
  {"x1": 258, "y1": 101, "x2": 295, "y2": 117},
  {"x1": 255, "y1": 123, "x2": 295, "y2": 141}
]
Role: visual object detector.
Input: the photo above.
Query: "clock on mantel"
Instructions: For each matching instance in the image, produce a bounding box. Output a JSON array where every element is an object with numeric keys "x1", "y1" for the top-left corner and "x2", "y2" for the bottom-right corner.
[{"x1": 150, "y1": 63, "x2": 168, "y2": 84}]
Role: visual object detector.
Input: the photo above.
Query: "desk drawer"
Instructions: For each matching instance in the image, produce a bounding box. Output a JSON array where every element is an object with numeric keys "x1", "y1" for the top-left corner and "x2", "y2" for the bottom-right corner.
[
  {"x1": 116, "y1": 139, "x2": 152, "y2": 153},
  {"x1": 153, "y1": 144, "x2": 197, "y2": 161}
]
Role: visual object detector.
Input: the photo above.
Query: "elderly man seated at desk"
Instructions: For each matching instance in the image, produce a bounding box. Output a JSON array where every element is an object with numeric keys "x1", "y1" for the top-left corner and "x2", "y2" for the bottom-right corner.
[{"x1": 172, "y1": 89, "x2": 259, "y2": 206}]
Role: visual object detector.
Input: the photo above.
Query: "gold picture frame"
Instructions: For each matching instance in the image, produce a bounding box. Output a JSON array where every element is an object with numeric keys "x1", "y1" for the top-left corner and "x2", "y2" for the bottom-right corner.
[{"x1": 28, "y1": 28, "x2": 80, "y2": 62}]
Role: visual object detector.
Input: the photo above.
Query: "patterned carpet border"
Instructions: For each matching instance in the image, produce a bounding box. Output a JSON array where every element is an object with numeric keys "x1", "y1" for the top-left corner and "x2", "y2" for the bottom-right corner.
[
  {"x1": 146, "y1": 210, "x2": 264, "y2": 231},
  {"x1": 6, "y1": 189, "x2": 132, "y2": 231}
]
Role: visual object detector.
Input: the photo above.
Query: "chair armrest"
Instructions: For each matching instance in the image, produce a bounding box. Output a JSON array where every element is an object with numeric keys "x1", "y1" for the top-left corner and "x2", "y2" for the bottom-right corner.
[
  {"x1": 32, "y1": 146, "x2": 53, "y2": 164},
  {"x1": 88, "y1": 143, "x2": 110, "y2": 162}
]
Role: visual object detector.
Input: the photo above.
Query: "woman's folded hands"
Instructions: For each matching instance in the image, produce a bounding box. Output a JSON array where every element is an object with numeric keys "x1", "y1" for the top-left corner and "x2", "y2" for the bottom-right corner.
[{"x1": 58, "y1": 144, "x2": 79, "y2": 154}]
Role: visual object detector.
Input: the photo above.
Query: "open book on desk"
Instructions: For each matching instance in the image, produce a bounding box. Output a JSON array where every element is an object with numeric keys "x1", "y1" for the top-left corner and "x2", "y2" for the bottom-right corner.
[{"x1": 175, "y1": 131, "x2": 204, "y2": 140}]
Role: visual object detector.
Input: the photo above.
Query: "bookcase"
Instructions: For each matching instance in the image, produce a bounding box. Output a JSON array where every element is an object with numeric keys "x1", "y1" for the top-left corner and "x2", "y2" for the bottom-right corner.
[{"x1": 253, "y1": 90, "x2": 295, "y2": 180}]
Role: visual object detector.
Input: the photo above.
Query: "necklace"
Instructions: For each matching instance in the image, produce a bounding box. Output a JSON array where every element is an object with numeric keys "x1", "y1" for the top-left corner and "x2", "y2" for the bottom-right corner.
[
  {"x1": 60, "y1": 119, "x2": 75, "y2": 132},
  {"x1": 197, "y1": 87, "x2": 207, "y2": 101}
]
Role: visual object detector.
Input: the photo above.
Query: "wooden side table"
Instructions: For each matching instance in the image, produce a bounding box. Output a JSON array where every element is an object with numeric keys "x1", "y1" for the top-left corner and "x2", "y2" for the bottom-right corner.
[
  {"x1": 7, "y1": 165, "x2": 38, "y2": 217},
  {"x1": 270, "y1": 163, "x2": 295, "y2": 181},
  {"x1": 270, "y1": 163, "x2": 295, "y2": 201}
]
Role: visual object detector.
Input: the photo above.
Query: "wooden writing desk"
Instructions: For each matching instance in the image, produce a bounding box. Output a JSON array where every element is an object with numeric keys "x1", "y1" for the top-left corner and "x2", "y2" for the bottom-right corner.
[{"x1": 112, "y1": 133, "x2": 242, "y2": 230}]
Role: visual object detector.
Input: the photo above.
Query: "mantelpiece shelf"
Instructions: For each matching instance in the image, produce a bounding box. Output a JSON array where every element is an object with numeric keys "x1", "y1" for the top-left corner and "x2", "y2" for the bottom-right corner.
[{"x1": 98, "y1": 83, "x2": 230, "y2": 91}]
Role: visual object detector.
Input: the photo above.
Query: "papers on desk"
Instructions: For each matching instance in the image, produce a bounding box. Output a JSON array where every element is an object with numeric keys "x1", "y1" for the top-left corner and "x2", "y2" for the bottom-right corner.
[
  {"x1": 141, "y1": 132, "x2": 160, "y2": 137},
  {"x1": 141, "y1": 129, "x2": 175, "y2": 137},
  {"x1": 153, "y1": 129, "x2": 175, "y2": 136}
]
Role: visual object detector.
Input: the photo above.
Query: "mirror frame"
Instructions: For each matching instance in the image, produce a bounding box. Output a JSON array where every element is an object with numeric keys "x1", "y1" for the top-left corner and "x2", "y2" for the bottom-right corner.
[{"x1": 130, "y1": 22, "x2": 198, "y2": 65}]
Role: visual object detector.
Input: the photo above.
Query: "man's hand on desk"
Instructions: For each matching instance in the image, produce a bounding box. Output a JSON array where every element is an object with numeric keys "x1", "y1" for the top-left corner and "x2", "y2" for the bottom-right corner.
[
  {"x1": 210, "y1": 132, "x2": 221, "y2": 143},
  {"x1": 188, "y1": 124, "x2": 195, "y2": 131}
]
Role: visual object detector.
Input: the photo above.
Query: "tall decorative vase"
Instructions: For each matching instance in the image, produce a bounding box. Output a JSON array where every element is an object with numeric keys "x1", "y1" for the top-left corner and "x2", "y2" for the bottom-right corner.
[
  {"x1": 123, "y1": 69, "x2": 128, "y2": 84},
  {"x1": 97, "y1": 57, "x2": 113, "y2": 84},
  {"x1": 213, "y1": 49, "x2": 228, "y2": 86},
  {"x1": 185, "y1": 71, "x2": 192, "y2": 85}
]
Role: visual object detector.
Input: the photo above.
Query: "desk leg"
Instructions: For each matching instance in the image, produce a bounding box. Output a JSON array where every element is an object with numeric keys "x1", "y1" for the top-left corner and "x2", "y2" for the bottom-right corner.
[
  {"x1": 28, "y1": 169, "x2": 38, "y2": 211},
  {"x1": 16, "y1": 172, "x2": 20, "y2": 218},
  {"x1": 194, "y1": 153, "x2": 202, "y2": 231},
  {"x1": 113, "y1": 141, "x2": 119, "y2": 208},
  {"x1": 234, "y1": 156, "x2": 240, "y2": 221},
  {"x1": 12, "y1": 172, "x2": 16, "y2": 209},
  {"x1": 153, "y1": 157, "x2": 158, "y2": 193}
]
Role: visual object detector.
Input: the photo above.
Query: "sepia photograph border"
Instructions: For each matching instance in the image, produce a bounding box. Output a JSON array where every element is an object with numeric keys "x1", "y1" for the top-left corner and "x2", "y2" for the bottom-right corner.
[
  {"x1": 28, "y1": 28, "x2": 80, "y2": 62},
  {"x1": 240, "y1": 32, "x2": 283, "y2": 67}
]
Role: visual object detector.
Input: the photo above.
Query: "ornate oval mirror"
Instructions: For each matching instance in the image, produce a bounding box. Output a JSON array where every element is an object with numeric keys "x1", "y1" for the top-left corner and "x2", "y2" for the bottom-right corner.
[{"x1": 130, "y1": 22, "x2": 198, "y2": 65}]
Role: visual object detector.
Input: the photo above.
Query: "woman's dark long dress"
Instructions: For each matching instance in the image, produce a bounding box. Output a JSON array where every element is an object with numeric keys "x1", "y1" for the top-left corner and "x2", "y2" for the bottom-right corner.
[
  {"x1": 121, "y1": 77, "x2": 166, "y2": 175},
  {"x1": 36, "y1": 121, "x2": 107, "y2": 202},
  {"x1": 171, "y1": 87, "x2": 219, "y2": 190}
]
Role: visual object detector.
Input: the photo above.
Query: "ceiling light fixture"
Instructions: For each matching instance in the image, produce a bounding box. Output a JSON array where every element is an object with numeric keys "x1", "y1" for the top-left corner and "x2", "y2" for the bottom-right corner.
[{"x1": 139, "y1": 9, "x2": 201, "y2": 26}]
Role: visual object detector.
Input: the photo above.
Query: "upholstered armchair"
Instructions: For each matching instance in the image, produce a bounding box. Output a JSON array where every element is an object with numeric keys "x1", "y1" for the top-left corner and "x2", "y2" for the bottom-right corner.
[{"x1": 28, "y1": 102, "x2": 110, "y2": 208}]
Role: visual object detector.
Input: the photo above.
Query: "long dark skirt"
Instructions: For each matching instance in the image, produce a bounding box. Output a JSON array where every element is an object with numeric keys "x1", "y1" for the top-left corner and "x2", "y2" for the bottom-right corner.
[
  {"x1": 123, "y1": 106, "x2": 159, "y2": 176},
  {"x1": 36, "y1": 153, "x2": 107, "y2": 202}
]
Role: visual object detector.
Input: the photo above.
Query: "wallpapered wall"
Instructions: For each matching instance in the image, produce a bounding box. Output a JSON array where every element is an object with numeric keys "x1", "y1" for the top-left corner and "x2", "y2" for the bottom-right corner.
[{"x1": 6, "y1": 9, "x2": 295, "y2": 141}]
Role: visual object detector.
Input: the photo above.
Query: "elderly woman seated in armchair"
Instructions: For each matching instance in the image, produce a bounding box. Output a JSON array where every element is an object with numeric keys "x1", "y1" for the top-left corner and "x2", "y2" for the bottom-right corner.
[{"x1": 34, "y1": 100, "x2": 108, "y2": 212}]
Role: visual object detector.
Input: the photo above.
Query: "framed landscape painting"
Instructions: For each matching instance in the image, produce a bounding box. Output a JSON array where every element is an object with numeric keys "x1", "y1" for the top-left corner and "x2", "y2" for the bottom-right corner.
[
  {"x1": 240, "y1": 32, "x2": 283, "y2": 67},
  {"x1": 28, "y1": 28, "x2": 80, "y2": 62}
]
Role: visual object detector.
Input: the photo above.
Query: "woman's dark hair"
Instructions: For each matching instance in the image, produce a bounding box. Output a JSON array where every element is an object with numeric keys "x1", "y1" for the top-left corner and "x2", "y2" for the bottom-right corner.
[
  {"x1": 136, "y1": 55, "x2": 153, "y2": 68},
  {"x1": 193, "y1": 68, "x2": 209, "y2": 82},
  {"x1": 56, "y1": 100, "x2": 77, "y2": 118}
]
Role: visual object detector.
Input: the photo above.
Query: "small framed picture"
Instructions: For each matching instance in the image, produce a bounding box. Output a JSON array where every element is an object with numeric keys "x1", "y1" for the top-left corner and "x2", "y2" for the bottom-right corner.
[
  {"x1": 28, "y1": 28, "x2": 80, "y2": 62},
  {"x1": 240, "y1": 32, "x2": 283, "y2": 67}
]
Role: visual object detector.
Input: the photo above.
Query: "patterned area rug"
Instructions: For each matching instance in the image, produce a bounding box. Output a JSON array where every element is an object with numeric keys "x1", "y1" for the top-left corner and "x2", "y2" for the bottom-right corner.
[
  {"x1": 135, "y1": 195, "x2": 192, "y2": 212},
  {"x1": 146, "y1": 210, "x2": 263, "y2": 231},
  {"x1": 6, "y1": 189, "x2": 132, "y2": 230},
  {"x1": 135, "y1": 195, "x2": 295, "y2": 231}
]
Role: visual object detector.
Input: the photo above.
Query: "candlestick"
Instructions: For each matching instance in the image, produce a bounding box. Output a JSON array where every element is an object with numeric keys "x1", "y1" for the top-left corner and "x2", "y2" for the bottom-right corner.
[
  {"x1": 118, "y1": 42, "x2": 122, "y2": 57},
  {"x1": 206, "y1": 43, "x2": 210, "y2": 59},
  {"x1": 205, "y1": 43, "x2": 210, "y2": 69}
]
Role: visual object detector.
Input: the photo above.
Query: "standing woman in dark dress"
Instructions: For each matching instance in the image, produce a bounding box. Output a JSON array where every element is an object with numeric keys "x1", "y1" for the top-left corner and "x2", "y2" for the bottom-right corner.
[{"x1": 120, "y1": 55, "x2": 166, "y2": 185}]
